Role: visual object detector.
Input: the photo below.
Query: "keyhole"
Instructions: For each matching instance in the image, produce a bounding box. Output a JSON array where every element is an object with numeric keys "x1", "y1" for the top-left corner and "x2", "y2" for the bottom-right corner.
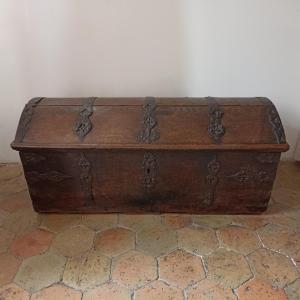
[{"x1": 146, "y1": 168, "x2": 150, "y2": 174}]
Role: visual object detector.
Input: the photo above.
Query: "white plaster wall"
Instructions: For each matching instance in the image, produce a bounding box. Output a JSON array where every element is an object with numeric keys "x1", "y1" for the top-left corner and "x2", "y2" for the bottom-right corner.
[{"x1": 1, "y1": 0, "x2": 299, "y2": 162}]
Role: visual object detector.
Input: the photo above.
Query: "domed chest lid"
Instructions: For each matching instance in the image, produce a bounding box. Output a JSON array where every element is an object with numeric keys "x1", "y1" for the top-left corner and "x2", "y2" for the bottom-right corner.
[{"x1": 11, "y1": 97, "x2": 289, "y2": 152}]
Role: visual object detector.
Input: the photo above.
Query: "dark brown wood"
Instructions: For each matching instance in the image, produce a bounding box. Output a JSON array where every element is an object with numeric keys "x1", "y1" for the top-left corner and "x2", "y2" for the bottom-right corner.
[
  {"x1": 12, "y1": 97, "x2": 289, "y2": 214},
  {"x1": 14, "y1": 97, "x2": 44, "y2": 143}
]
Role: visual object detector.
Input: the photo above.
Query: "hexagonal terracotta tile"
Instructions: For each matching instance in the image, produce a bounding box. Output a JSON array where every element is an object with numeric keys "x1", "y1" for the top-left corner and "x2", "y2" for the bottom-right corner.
[
  {"x1": 0, "y1": 163, "x2": 22, "y2": 181},
  {"x1": 217, "y1": 226, "x2": 261, "y2": 255},
  {"x1": 272, "y1": 188, "x2": 300, "y2": 208},
  {"x1": 293, "y1": 248, "x2": 300, "y2": 269},
  {"x1": 247, "y1": 248, "x2": 299, "y2": 287},
  {"x1": 2, "y1": 208, "x2": 40, "y2": 235},
  {"x1": 137, "y1": 225, "x2": 177, "y2": 257},
  {"x1": 205, "y1": 249, "x2": 252, "y2": 288},
  {"x1": 0, "y1": 209, "x2": 9, "y2": 227},
  {"x1": 112, "y1": 250, "x2": 157, "y2": 289},
  {"x1": 82, "y1": 282, "x2": 131, "y2": 300},
  {"x1": 94, "y1": 227, "x2": 135, "y2": 257},
  {"x1": 285, "y1": 278, "x2": 300, "y2": 300},
  {"x1": 31, "y1": 284, "x2": 82, "y2": 300},
  {"x1": 40, "y1": 214, "x2": 81, "y2": 233},
  {"x1": 193, "y1": 215, "x2": 233, "y2": 228},
  {"x1": 186, "y1": 278, "x2": 237, "y2": 300},
  {"x1": 263, "y1": 202, "x2": 289, "y2": 216},
  {"x1": 81, "y1": 214, "x2": 118, "y2": 231},
  {"x1": 52, "y1": 225, "x2": 95, "y2": 257},
  {"x1": 135, "y1": 280, "x2": 183, "y2": 300},
  {"x1": 119, "y1": 214, "x2": 162, "y2": 232},
  {"x1": 232, "y1": 215, "x2": 269, "y2": 230},
  {"x1": 159, "y1": 249, "x2": 205, "y2": 288},
  {"x1": 63, "y1": 250, "x2": 110, "y2": 290},
  {"x1": 0, "y1": 190, "x2": 32, "y2": 213},
  {"x1": 279, "y1": 162, "x2": 300, "y2": 188},
  {"x1": 236, "y1": 278, "x2": 287, "y2": 300},
  {"x1": 177, "y1": 227, "x2": 218, "y2": 255},
  {"x1": 0, "y1": 283, "x2": 30, "y2": 300},
  {"x1": 283, "y1": 207, "x2": 300, "y2": 221},
  {"x1": 0, "y1": 227, "x2": 14, "y2": 253},
  {"x1": 268, "y1": 215, "x2": 300, "y2": 230},
  {"x1": 14, "y1": 251, "x2": 66, "y2": 293},
  {"x1": 0, "y1": 172, "x2": 27, "y2": 196},
  {"x1": 9, "y1": 229, "x2": 53, "y2": 258},
  {"x1": 161, "y1": 214, "x2": 193, "y2": 229},
  {"x1": 258, "y1": 223, "x2": 300, "y2": 256},
  {"x1": 0, "y1": 253, "x2": 21, "y2": 285}
]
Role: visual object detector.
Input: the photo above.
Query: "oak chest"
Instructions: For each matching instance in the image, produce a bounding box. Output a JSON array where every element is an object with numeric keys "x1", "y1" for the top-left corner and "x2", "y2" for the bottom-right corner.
[{"x1": 11, "y1": 97, "x2": 289, "y2": 214}]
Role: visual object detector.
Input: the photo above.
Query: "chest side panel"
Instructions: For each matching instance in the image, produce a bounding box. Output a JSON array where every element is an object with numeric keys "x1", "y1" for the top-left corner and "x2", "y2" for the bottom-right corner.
[
  {"x1": 20, "y1": 151, "x2": 90, "y2": 211},
  {"x1": 22, "y1": 150, "x2": 280, "y2": 213}
]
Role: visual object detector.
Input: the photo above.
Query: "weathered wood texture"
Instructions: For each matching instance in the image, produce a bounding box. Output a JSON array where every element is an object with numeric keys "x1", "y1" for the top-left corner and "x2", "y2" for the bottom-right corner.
[{"x1": 11, "y1": 97, "x2": 289, "y2": 214}]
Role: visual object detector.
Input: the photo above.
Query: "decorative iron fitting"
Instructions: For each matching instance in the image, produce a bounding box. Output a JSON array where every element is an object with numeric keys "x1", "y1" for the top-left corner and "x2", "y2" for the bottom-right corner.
[
  {"x1": 26, "y1": 170, "x2": 72, "y2": 184},
  {"x1": 15, "y1": 97, "x2": 44, "y2": 143},
  {"x1": 267, "y1": 103, "x2": 286, "y2": 144},
  {"x1": 255, "y1": 153, "x2": 278, "y2": 164},
  {"x1": 207, "y1": 97, "x2": 225, "y2": 143},
  {"x1": 78, "y1": 153, "x2": 94, "y2": 206},
  {"x1": 137, "y1": 97, "x2": 160, "y2": 143},
  {"x1": 226, "y1": 167, "x2": 272, "y2": 184},
  {"x1": 74, "y1": 98, "x2": 95, "y2": 141},
  {"x1": 203, "y1": 154, "x2": 220, "y2": 206},
  {"x1": 22, "y1": 153, "x2": 46, "y2": 166},
  {"x1": 142, "y1": 152, "x2": 157, "y2": 191}
]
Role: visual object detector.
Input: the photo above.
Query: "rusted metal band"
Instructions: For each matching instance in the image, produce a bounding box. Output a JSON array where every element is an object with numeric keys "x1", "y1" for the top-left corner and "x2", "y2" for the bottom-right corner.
[
  {"x1": 203, "y1": 154, "x2": 220, "y2": 206},
  {"x1": 26, "y1": 170, "x2": 72, "y2": 184},
  {"x1": 78, "y1": 152, "x2": 94, "y2": 206},
  {"x1": 255, "y1": 153, "x2": 279, "y2": 164},
  {"x1": 226, "y1": 168, "x2": 271, "y2": 184},
  {"x1": 207, "y1": 97, "x2": 225, "y2": 143},
  {"x1": 15, "y1": 97, "x2": 44, "y2": 143},
  {"x1": 74, "y1": 98, "x2": 95, "y2": 141},
  {"x1": 267, "y1": 103, "x2": 286, "y2": 144},
  {"x1": 137, "y1": 97, "x2": 160, "y2": 143},
  {"x1": 22, "y1": 153, "x2": 46, "y2": 166}
]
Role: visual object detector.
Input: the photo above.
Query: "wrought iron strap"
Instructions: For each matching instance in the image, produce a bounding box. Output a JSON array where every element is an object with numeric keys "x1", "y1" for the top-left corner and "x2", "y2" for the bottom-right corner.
[
  {"x1": 207, "y1": 97, "x2": 225, "y2": 143},
  {"x1": 255, "y1": 153, "x2": 279, "y2": 164},
  {"x1": 78, "y1": 153, "x2": 94, "y2": 206},
  {"x1": 203, "y1": 154, "x2": 220, "y2": 205},
  {"x1": 226, "y1": 168, "x2": 271, "y2": 184},
  {"x1": 26, "y1": 170, "x2": 72, "y2": 184},
  {"x1": 15, "y1": 97, "x2": 44, "y2": 143},
  {"x1": 74, "y1": 98, "x2": 95, "y2": 141},
  {"x1": 142, "y1": 152, "x2": 157, "y2": 191},
  {"x1": 137, "y1": 97, "x2": 160, "y2": 143},
  {"x1": 267, "y1": 103, "x2": 286, "y2": 144},
  {"x1": 22, "y1": 153, "x2": 46, "y2": 166}
]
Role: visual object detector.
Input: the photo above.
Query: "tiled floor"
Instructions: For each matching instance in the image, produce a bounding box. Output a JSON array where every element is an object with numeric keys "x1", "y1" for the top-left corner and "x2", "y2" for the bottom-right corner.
[{"x1": 0, "y1": 162, "x2": 299, "y2": 299}]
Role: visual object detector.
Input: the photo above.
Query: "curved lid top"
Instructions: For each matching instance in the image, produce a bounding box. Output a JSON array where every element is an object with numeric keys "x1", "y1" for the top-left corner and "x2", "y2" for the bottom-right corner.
[{"x1": 11, "y1": 97, "x2": 289, "y2": 152}]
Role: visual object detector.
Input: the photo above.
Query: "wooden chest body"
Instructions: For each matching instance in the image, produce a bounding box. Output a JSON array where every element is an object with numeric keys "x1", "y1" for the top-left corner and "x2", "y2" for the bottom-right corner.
[{"x1": 11, "y1": 97, "x2": 288, "y2": 214}]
